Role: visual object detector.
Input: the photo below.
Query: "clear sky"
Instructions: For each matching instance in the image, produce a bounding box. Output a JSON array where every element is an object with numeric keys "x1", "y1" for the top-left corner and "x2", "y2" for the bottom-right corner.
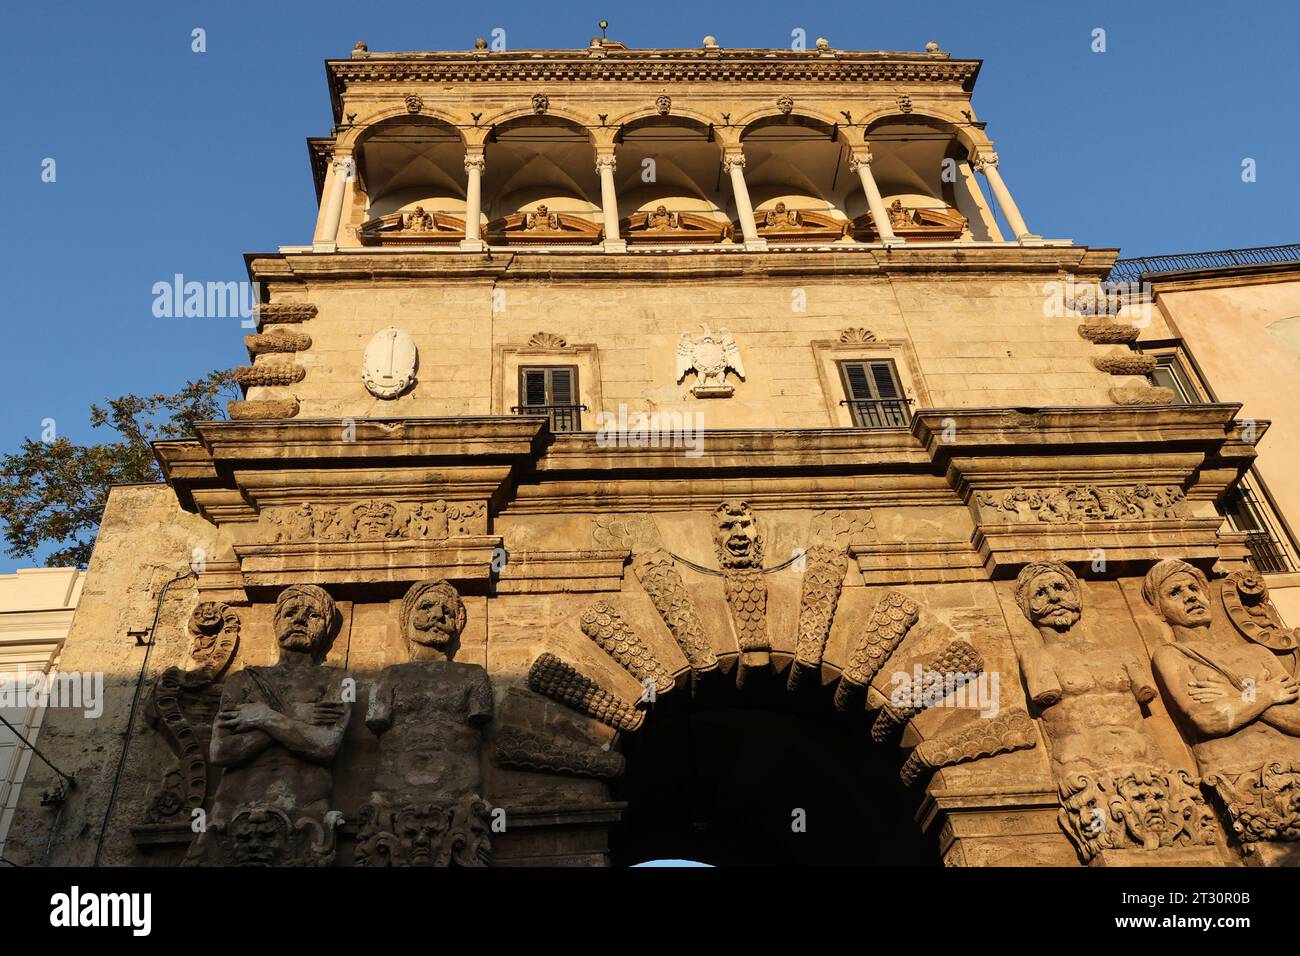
[{"x1": 3, "y1": 0, "x2": 1298, "y2": 570}]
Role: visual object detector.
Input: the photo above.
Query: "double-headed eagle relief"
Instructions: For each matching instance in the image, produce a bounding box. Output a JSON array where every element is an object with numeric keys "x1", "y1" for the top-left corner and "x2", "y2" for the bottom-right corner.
[{"x1": 676, "y1": 324, "x2": 745, "y2": 397}]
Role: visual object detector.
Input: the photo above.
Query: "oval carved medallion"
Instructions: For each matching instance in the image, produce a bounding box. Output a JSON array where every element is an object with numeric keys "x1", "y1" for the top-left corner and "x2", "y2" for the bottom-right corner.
[{"x1": 362, "y1": 326, "x2": 417, "y2": 399}]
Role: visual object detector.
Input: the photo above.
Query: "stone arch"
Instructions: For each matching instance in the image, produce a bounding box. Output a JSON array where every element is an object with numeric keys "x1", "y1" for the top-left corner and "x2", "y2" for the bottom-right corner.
[
  {"x1": 861, "y1": 109, "x2": 991, "y2": 159},
  {"x1": 337, "y1": 108, "x2": 466, "y2": 153}
]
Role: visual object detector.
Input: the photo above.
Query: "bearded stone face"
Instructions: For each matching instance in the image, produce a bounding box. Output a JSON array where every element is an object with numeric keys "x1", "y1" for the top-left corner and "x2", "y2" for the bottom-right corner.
[
  {"x1": 1157, "y1": 571, "x2": 1212, "y2": 629},
  {"x1": 1120, "y1": 777, "x2": 1170, "y2": 836},
  {"x1": 229, "y1": 810, "x2": 288, "y2": 867},
  {"x1": 275, "y1": 594, "x2": 329, "y2": 652},
  {"x1": 410, "y1": 589, "x2": 461, "y2": 648},
  {"x1": 396, "y1": 806, "x2": 450, "y2": 865},
  {"x1": 1027, "y1": 570, "x2": 1082, "y2": 632}
]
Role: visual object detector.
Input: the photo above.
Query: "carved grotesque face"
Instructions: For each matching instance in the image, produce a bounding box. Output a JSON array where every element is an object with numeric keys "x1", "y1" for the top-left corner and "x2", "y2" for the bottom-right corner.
[
  {"x1": 1027, "y1": 570, "x2": 1082, "y2": 632},
  {"x1": 714, "y1": 502, "x2": 761, "y2": 568},
  {"x1": 1119, "y1": 776, "x2": 1170, "y2": 836},
  {"x1": 354, "y1": 505, "x2": 393, "y2": 539},
  {"x1": 410, "y1": 589, "x2": 461, "y2": 648},
  {"x1": 395, "y1": 805, "x2": 449, "y2": 865},
  {"x1": 1157, "y1": 571, "x2": 1211, "y2": 629},
  {"x1": 229, "y1": 810, "x2": 288, "y2": 867},
  {"x1": 275, "y1": 592, "x2": 329, "y2": 652}
]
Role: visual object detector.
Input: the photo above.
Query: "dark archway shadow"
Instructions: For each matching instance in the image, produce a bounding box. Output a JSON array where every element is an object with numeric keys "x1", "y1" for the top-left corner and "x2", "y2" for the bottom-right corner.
[{"x1": 607, "y1": 669, "x2": 942, "y2": 866}]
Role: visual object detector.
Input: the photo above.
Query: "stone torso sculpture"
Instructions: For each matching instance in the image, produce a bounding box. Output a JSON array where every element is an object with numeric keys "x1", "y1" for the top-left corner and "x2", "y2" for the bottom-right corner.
[
  {"x1": 1014, "y1": 562, "x2": 1214, "y2": 860},
  {"x1": 207, "y1": 584, "x2": 350, "y2": 825},
  {"x1": 358, "y1": 579, "x2": 494, "y2": 866},
  {"x1": 1015, "y1": 562, "x2": 1161, "y2": 774},
  {"x1": 1147, "y1": 560, "x2": 1300, "y2": 776}
]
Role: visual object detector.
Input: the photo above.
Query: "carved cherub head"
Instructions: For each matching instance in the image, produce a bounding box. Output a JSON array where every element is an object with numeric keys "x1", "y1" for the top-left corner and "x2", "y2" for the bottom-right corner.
[
  {"x1": 1142, "y1": 559, "x2": 1211, "y2": 631},
  {"x1": 274, "y1": 584, "x2": 337, "y2": 656},
  {"x1": 1014, "y1": 561, "x2": 1082, "y2": 635},
  {"x1": 400, "y1": 579, "x2": 467, "y2": 654},
  {"x1": 713, "y1": 499, "x2": 763, "y2": 569}
]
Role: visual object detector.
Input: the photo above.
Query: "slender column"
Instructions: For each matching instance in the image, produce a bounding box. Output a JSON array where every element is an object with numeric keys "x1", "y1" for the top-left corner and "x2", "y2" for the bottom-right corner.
[
  {"x1": 956, "y1": 159, "x2": 1003, "y2": 242},
  {"x1": 973, "y1": 152, "x2": 1036, "y2": 241},
  {"x1": 723, "y1": 151, "x2": 766, "y2": 250},
  {"x1": 313, "y1": 154, "x2": 354, "y2": 250},
  {"x1": 596, "y1": 153, "x2": 626, "y2": 252},
  {"x1": 848, "y1": 150, "x2": 901, "y2": 244},
  {"x1": 461, "y1": 149, "x2": 486, "y2": 251}
]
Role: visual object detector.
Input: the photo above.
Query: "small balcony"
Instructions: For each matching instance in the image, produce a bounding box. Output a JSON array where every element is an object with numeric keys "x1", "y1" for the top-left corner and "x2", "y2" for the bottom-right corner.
[
  {"x1": 511, "y1": 403, "x2": 586, "y2": 433},
  {"x1": 840, "y1": 397, "x2": 913, "y2": 429}
]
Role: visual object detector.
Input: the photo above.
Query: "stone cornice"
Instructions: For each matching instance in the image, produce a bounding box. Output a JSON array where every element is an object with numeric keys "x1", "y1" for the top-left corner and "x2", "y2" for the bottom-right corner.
[{"x1": 244, "y1": 246, "x2": 1115, "y2": 285}]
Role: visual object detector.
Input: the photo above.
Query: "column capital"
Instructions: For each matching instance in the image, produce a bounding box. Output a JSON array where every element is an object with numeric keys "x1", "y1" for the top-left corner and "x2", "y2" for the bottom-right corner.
[
  {"x1": 464, "y1": 152, "x2": 486, "y2": 174},
  {"x1": 971, "y1": 151, "x2": 999, "y2": 173},
  {"x1": 595, "y1": 154, "x2": 617, "y2": 173},
  {"x1": 722, "y1": 150, "x2": 746, "y2": 172},
  {"x1": 848, "y1": 149, "x2": 874, "y2": 171},
  {"x1": 331, "y1": 154, "x2": 356, "y2": 179}
]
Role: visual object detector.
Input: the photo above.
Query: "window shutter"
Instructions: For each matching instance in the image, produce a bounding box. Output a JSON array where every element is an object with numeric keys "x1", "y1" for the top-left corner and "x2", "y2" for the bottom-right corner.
[
  {"x1": 549, "y1": 367, "x2": 574, "y2": 405},
  {"x1": 842, "y1": 362, "x2": 873, "y2": 400},
  {"x1": 869, "y1": 361, "x2": 901, "y2": 399},
  {"x1": 523, "y1": 369, "x2": 547, "y2": 407}
]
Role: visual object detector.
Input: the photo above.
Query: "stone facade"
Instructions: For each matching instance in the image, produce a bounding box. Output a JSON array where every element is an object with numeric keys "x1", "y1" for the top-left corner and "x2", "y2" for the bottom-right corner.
[{"x1": 5, "y1": 39, "x2": 1298, "y2": 867}]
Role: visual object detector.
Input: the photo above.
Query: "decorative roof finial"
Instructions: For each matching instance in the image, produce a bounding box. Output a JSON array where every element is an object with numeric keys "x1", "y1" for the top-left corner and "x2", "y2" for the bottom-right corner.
[
  {"x1": 702, "y1": 35, "x2": 720, "y2": 50},
  {"x1": 474, "y1": 37, "x2": 488, "y2": 50},
  {"x1": 926, "y1": 40, "x2": 941, "y2": 53}
]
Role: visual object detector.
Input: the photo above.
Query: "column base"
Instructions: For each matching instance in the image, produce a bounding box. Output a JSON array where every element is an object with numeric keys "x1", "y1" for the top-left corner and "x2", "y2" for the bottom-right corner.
[
  {"x1": 881, "y1": 237, "x2": 907, "y2": 248},
  {"x1": 459, "y1": 239, "x2": 486, "y2": 252},
  {"x1": 1016, "y1": 234, "x2": 1046, "y2": 246},
  {"x1": 311, "y1": 241, "x2": 337, "y2": 253},
  {"x1": 743, "y1": 239, "x2": 769, "y2": 251},
  {"x1": 602, "y1": 240, "x2": 628, "y2": 254}
]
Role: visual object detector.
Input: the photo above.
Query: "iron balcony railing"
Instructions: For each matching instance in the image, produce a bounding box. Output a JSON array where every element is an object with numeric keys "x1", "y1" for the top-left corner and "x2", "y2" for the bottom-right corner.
[
  {"x1": 511, "y1": 403, "x2": 586, "y2": 433},
  {"x1": 840, "y1": 397, "x2": 913, "y2": 429},
  {"x1": 1109, "y1": 243, "x2": 1300, "y2": 284},
  {"x1": 1244, "y1": 531, "x2": 1292, "y2": 575}
]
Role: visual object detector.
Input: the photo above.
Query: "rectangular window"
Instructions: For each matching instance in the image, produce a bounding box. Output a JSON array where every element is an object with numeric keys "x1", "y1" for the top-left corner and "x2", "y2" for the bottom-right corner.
[
  {"x1": 838, "y1": 359, "x2": 911, "y2": 428},
  {"x1": 1219, "y1": 480, "x2": 1295, "y2": 574},
  {"x1": 515, "y1": 365, "x2": 583, "y2": 432},
  {"x1": 1147, "y1": 355, "x2": 1199, "y2": 404}
]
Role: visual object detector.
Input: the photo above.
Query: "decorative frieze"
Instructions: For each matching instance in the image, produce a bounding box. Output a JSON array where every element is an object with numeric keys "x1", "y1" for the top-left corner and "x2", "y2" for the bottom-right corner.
[
  {"x1": 260, "y1": 499, "x2": 486, "y2": 543},
  {"x1": 188, "y1": 806, "x2": 342, "y2": 867},
  {"x1": 1058, "y1": 766, "x2": 1217, "y2": 863},
  {"x1": 354, "y1": 795, "x2": 492, "y2": 867},
  {"x1": 1205, "y1": 763, "x2": 1300, "y2": 848},
  {"x1": 976, "y1": 484, "x2": 1187, "y2": 522}
]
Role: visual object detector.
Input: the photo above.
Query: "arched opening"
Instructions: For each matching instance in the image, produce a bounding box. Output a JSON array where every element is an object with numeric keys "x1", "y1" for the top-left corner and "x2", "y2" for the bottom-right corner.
[
  {"x1": 607, "y1": 674, "x2": 941, "y2": 866},
  {"x1": 861, "y1": 116, "x2": 988, "y2": 241},
  {"x1": 614, "y1": 115, "x2": 734, "y2": 245},
  {"x1": 739, "y1": 114, "x2": 855, "y2": 244},
  {"x1": 483, "y1": 115, "x2": 603, "y2": 245},
  {"x1": 352, "y1": 115, "x2": 470, "y2": 245}
]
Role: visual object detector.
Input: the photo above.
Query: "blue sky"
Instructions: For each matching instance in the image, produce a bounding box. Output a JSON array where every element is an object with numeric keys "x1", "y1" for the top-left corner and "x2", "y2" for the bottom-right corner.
[{"x1": 3, "y1": 0, "x2": 1298, "y2": 570}]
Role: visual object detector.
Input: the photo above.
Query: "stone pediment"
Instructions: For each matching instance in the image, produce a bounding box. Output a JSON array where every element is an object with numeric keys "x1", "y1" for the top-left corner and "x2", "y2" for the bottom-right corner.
[
  {"x1": 487, "y1": 208, "x2": 604, "y2": 246},
  {"x1": 748, "y1": 204, "x2": 853, "y2": 243},
  {"x1": 358, "y1": 209, "x2": 477, "y2": 245},
  {"x1": 622, "y1": 207, "x2": 733, "y2": 245},
  {"x1": 854, "y1": 203, "x2": 968, "y2": 242}
]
